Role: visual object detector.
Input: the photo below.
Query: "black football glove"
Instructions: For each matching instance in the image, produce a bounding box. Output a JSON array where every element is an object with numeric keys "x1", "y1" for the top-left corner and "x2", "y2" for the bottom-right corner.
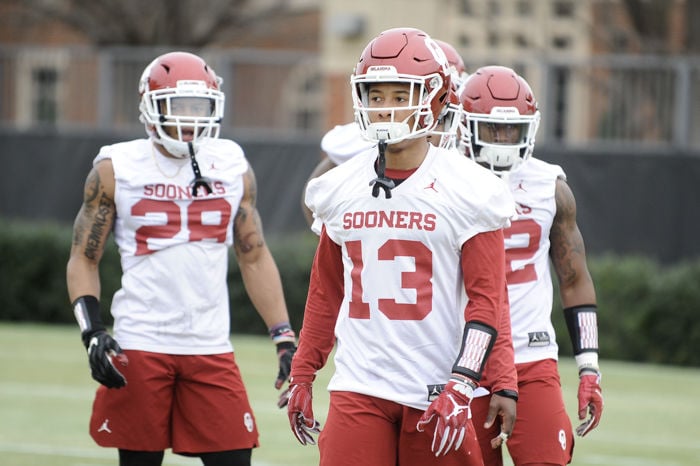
[
  {"x1": 84, "y1": 330, "x2": 128, "y2": 389},
  {"x1": 275, "y1": 341, "x2": 297, "y2": 389}
]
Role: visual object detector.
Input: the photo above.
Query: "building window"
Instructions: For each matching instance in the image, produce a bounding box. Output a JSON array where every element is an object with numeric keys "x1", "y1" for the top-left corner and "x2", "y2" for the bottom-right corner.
[
  {"x1": 296, "y1": 73, "x2": 320, "y2": 130},
  {"x1": 517, "y1": 0, "x2": 532, "y2": 16},
  {"x1": 32, "y1": 67, "x2": 58, "y2": 124},
  {"x1": 458, "y1": 0, "x2": 473, "y2": 15},
  {"x1": 488, "y1": 0, "x2": 501, "y2": 16},
  {"x1": 515, "y1": 33, "x2": 529, "y2": 48},
  {"x1": 552, "y1": 36, "x2": 571, "y2": 49},
  {"x1": 553, "y1": 0, "x2": 574, "y2": 17}
]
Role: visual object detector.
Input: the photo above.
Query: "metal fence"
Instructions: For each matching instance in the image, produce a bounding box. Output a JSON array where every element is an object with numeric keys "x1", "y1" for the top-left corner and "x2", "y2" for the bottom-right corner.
[
  {"x1": 1, "y1": 45, "x2": 699, "y2": 152},
  {"x1": 0, "y1": 45, "x2": 320, "y2": 141},
  {"x1": 462, "y1": 55, "x2": 700, "y2": 153}
]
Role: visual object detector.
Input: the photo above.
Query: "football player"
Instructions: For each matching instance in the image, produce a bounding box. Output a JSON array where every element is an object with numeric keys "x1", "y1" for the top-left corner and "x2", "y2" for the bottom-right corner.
[{"x1": 460, "y1": 65, "x2": 604, "y2": 466}]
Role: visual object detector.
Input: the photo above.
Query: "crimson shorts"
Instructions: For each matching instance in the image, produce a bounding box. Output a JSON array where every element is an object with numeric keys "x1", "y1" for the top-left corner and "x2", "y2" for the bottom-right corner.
[
  {"x1": 318, "y1": 391, "x2": 484, "y2": 466},
  {"x1": 471, "y1": 359, "x2": 574, "y2": 466},
  {"x1": 89, "y1": 350, "x2": 259, "y2": 454}
]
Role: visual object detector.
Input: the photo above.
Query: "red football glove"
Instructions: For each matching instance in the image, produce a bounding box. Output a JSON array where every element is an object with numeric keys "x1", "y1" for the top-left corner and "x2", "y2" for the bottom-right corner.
[
  {"x1": 285, "y1": 381, "x2": 321, "y2": 445},
  {"x1": 417, "y1": 376, "x2": 475, "y2": 456},
  {"x1": 576, "y1": 371, "x2": 603, "y2": 436}
]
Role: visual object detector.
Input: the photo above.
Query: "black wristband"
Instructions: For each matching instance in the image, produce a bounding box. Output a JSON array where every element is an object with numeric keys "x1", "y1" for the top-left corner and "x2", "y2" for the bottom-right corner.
[
  {"x1": 563, "y1": 305, "x2": 599, "y2": 355},
  {"x1": 494, "y1": 389, "x2": 519, "y2": 402},
  {"x1": 72, "y1": 295, "x2": 106, "y2": 347},
  {"x1": 452, "y1": 321, "x2": 497, "y2": 382}
]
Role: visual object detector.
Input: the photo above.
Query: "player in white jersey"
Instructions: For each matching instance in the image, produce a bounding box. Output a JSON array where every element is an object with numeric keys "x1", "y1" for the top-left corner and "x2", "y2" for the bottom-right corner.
[
  {"x1": 300, "y1": 122, "x2": 374, "y2": 225},
  {"x1": 458, "y1": 65, "x2": 604, "y2": 466},
  {"x1": 281, "y1": 28, "x2": 516, "y2": 466},
  {"x1": 297, "y1": 40, "x2": 518, "y2": 449},
  {"x1": 301, "y1": 38, "x2": 469, "y2": 227},
  {"x1": 66, "y1": 51, "x2": 297, "y2": 466}
]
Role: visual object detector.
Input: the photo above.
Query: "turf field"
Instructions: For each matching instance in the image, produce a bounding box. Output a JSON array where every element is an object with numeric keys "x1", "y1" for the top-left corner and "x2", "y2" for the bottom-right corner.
[{"x1": 1, "y1": 323, "x2": 699, "y2": 466}]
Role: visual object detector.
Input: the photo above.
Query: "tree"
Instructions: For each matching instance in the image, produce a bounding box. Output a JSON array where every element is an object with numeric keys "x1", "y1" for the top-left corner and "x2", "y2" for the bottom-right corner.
[{"x1": 0, "y1": 0, "x2": 293, "y2": 46}]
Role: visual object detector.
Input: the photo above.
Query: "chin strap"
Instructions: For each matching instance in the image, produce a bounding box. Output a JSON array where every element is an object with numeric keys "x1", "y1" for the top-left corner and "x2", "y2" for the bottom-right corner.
[
  {"x1": 188, "y1": 142, "x2": 213, "y2": 196},
  {"x1": 369, "y1": 140, "x2": 395, "y2": 199}
]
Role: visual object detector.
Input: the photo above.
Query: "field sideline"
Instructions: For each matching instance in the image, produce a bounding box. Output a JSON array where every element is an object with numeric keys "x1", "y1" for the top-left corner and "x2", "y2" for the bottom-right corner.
[{"x1": 1, "y1": 323, "x2": 699, "y2": 466}]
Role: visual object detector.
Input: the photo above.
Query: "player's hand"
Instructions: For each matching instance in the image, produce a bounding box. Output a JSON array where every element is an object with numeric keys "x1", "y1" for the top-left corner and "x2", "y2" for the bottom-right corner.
[
  {"x1": 85, "y1": 331, "x2": 128, "y2": 389},
  {"x1": 484, "y1": 391, "x2": 517, "y2": 449},
  {"x1": 417, "y1": 376, "x2": 475, "y2": 456},
  {"x1": 576, "y1": 371, "x2": 603, "y2": 436},
  {"x1": 275, "y1": 341, "x2": 296, "y2": 389},
  {"x1": 285, "y1": 382, "x2": 321, "y2": 445}
]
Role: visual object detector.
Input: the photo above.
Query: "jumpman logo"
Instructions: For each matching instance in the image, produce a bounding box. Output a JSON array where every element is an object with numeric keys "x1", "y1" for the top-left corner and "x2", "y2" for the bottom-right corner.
[
  {"x1": 516, "y1": 180, "x2": 527, "y2": 191},
  {"x1": 98, "y1": 419, "x2": 112, "y2": 434},
  {"x1": 424, "y1": 178, "x2": 438, "y2": 193},
  {"x1": 445, "y1": 395, "x2": 468, "y2": 419},
  {"x1": 209, "y1": 162, "x2": 217, "y2": 170}
]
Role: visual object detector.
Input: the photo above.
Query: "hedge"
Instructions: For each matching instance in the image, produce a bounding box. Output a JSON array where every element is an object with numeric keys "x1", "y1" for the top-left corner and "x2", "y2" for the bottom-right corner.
[{"x1": 1, "y1": 219, "x2": 699, "y2": 367}]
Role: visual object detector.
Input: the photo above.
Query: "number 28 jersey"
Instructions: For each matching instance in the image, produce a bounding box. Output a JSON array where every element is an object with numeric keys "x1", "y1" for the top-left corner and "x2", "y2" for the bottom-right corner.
[
  {"x1": 93, "y1": 138, "x2": 248, "y2": 355},
  {"x1": 503, "y1": 157, "x2": 566, "y2": 364}
]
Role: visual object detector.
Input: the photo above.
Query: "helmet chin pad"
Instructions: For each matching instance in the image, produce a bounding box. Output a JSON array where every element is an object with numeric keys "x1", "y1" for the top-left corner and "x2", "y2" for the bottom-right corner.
[
  {"x1": 477, "y1": 145, "x2": 522, "y2": 172},
  {"x1": 159, "y1": 137, "x2": 195, "y2": 159},
  {"x1": 364, "y1": 122, "x2": 411, "y2": 143}
]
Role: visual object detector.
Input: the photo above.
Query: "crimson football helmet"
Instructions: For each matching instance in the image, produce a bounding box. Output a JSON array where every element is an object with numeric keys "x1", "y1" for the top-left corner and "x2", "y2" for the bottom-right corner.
[
  {"x1": 351, "y1": 28, "x2": 452, "y2": 144},
  {"x1": 139, "y1": 51, "x2": 225, "y2": 158},
  {"x1": 434, "y1": 39, "x2": 468, "y2": 89},
  {"x1": 459, "y1": 65, "x2": 540, "y2": 174},
  {"x1": 431, "y1": 40, "x2": 467, "y2": 149}
]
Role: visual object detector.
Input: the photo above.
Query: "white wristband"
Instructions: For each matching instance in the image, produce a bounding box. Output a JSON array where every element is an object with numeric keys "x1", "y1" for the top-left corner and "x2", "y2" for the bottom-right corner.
[{"x1": 575, "y1": 352, "x2": 600, "y2": 374}]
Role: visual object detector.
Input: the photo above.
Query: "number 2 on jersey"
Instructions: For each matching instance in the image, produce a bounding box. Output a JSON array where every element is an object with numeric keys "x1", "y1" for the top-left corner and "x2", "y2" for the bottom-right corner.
[
  {"x1": 132, "y1": 198, "x2": 231, "y2": 255},
  {"x1": 504, "y1": 218, "x2": 541, "y2": 284}
]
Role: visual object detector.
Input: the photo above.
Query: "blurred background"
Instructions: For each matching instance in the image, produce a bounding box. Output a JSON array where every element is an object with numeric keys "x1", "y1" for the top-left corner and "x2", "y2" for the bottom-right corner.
[
  {"x1": 1, "y1": 2, "x2": 700, "y2": 464},
  {"x1": 1, "y1": 0, "x2": 699, "y2": 262}
]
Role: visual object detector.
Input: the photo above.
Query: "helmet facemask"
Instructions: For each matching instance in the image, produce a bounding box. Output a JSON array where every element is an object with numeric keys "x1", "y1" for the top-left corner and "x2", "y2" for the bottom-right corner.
[
  {"x1": 431, "y1": 86, "x2": 462, "y2": 150},
  {"x1": 462, "y1": 107, "x2": 540, "y2": 175},
  {"x1": 459, "y1": 66, "x2": 541, "y2": 176},
  {"x1": 352, "y1": 70, "x2": 445, "y2": 144},
  {"x1": 140, "y1": 80, "x2": 224, "y2": 159}
]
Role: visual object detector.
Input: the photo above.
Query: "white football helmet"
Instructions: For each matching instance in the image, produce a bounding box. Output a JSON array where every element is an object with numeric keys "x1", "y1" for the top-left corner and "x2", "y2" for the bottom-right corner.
[
  {"x1": 139, "y1": 51, "x2": 224, "y2": 158},
  {"x1": 460, "y1": 65, "x2": 540, "y2": 174}
]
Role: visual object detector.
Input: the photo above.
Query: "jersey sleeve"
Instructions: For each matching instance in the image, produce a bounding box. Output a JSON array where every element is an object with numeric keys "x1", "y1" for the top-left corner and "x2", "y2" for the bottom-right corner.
[
  {"x1": 290, "y1": 227, "x2": 344, "y2": 381},
  {"x1": 321, "y1": 123, "x2": 374, "y2": 166},
  {"x1": 455, "y1": 170, "x2": 516, "y2": 247},
  {"x1": 480, "y1": 286, "x2": 517, "y2": 394},
  {"x1": 460, "y1": 229, "x2": 507, "y2": 331},
  {"x1": 304, "y1": 177, "x2": 325, "y2": 232}
]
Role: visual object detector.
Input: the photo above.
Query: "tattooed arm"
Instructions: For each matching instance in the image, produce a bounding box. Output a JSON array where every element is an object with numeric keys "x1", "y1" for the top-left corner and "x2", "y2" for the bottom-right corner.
[
  {"x1": 66, "y1": 160, "x2": 116, "y2": 302},
  {"x1": 549, "y1": 177, "x2": 596, "y2": 307},
  {"x1": 234, "y1": 163, "x2": 292, "y2": 329}
]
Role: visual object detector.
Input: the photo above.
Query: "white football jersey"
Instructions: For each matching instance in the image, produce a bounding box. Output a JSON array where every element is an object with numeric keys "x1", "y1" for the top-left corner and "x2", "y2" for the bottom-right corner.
[
  {"x1": 94, "y1": 138, "x2": 248, "y2": 354},
  {"x1": 321, "y1": 122, "x2": 375, "y2": 165},
  {"x1": 306, "y1": 145, "x2": 515, "y2": 410},
  {"x1": 502, "y1": 157, "x2": 566, "y2": 363}
]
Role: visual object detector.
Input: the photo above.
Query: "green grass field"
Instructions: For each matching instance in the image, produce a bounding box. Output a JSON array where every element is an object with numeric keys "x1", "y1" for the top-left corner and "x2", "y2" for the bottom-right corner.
[{"x1": 1, "y1": 323, "x2": 699, "y2": 466}]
